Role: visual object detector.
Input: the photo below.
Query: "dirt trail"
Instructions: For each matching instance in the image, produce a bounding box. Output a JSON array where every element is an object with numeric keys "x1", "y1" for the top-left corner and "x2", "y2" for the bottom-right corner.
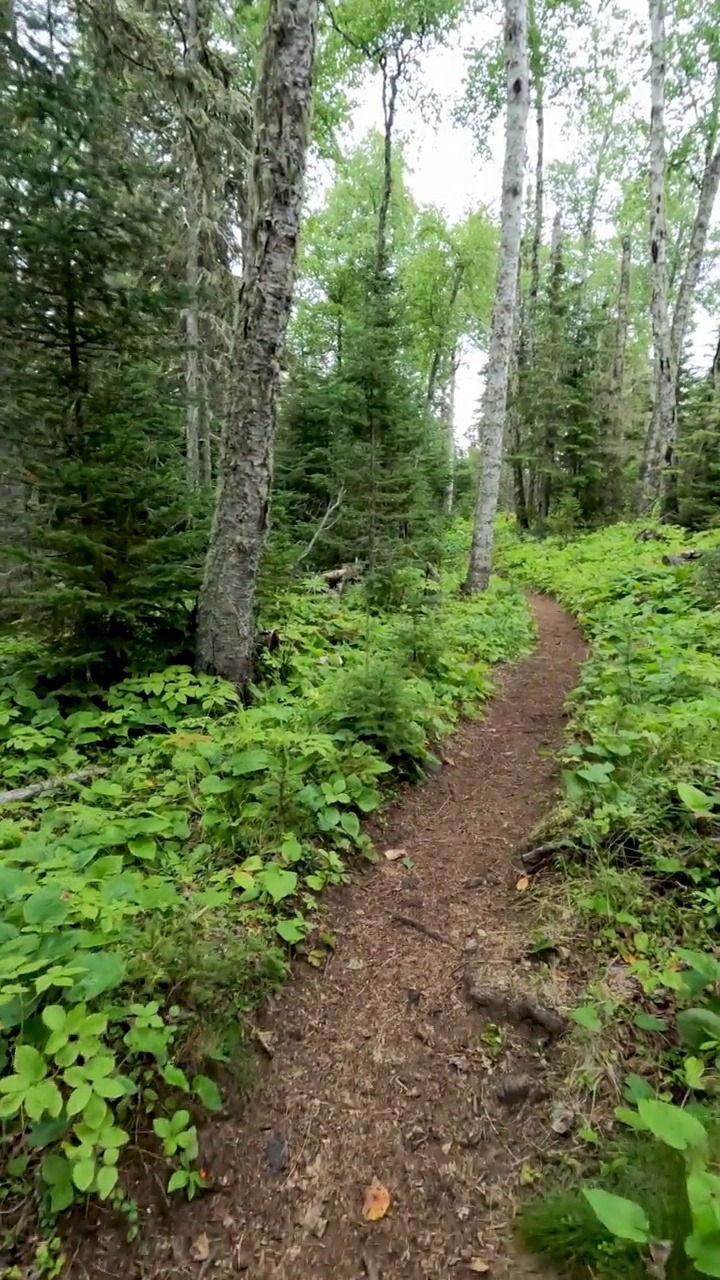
[{"x1": 72, "y1": 596, "x2": 585, "y2": 1280}]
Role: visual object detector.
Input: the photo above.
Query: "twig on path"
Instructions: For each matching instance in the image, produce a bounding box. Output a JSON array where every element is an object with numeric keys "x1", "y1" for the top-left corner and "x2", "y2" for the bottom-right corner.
[
  {"x1": 390, "y1": 912, "x2": 457, "y2": 949},
  {"x1": 0, "y1": 767, "x2": 108, "y2": 805}
]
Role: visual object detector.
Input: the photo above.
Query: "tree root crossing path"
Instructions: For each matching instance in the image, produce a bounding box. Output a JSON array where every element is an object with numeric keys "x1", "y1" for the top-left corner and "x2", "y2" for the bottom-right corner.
[{"x1": 74, "y1": 596, "x2": 586, "y2": 1280}]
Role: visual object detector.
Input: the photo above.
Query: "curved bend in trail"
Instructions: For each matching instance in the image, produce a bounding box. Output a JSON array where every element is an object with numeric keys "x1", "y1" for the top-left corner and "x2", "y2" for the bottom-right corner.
[{"x1": 76, "y1": 597, "x2": 585, "y2": 1280}]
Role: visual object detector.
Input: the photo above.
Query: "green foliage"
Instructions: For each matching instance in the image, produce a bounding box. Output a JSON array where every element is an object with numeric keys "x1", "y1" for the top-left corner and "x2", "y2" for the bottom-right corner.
[
  {"x1": 275, "y1": 138, "x2": 495, "y2": 588},
  {"x1": 501, "y1": 522, "x2": 720, "y2": 875},
  {"x1": 521, "y1": 1100, "x2": 720, "y2": 1278},
  {"x1": 0, "y1": 3, "x2": 206, "y2": 679},
  {"x1": 0, "y1": 543, "x2": 533, "y2": 1229},
  {"x1": 506, "y1": 520, "x2": 720, "y2": 1277}
]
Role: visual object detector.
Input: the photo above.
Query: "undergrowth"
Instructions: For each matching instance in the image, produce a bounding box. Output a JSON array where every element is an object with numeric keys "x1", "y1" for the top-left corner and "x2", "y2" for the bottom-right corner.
[
  {"x1": 0, "y1": 539, "x2": 533, "y2": 1261},
  {"x1": 500, "y1": 522, "x2": 720, "y2": 1277}
]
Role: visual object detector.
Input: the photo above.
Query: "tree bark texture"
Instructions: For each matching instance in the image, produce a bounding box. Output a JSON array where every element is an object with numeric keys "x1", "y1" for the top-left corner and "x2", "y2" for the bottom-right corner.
[
  {"x1": 636, "y1": 0, "x2": 676, "y2": 513},
  {"x1": 465, "y1": 0, "x2": 529, "y2": 593},
  {"x1": 195, "y1": 0, "x2": 318, "y2": 684}
]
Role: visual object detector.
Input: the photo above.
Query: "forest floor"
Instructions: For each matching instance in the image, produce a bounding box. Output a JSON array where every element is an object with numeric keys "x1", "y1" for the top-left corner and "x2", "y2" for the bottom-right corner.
[{"x1": 67, "y1": 596, "x2": 586, "y2": 1280}]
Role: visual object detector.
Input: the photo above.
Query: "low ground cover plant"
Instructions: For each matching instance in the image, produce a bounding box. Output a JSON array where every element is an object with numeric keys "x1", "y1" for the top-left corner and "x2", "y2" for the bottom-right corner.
[
  {"x1": 0, "y1": 547, "x2": 533, "y2": 1249},
  {"x1": 501, "y1": 522, "x2": 720, "y2": 1277}
]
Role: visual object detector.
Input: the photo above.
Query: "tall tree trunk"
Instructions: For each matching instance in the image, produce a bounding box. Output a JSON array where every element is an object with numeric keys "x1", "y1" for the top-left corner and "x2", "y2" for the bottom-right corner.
[
  {"x1": 582, "y1": 113, "x2": 613, "y2": 254},
  {"x1": 670, "y1": 145, "x2": 720, "y2": 372},
  {"x1": 670, "y1": 62, "x2": 720, "y2": 373},
  {"x1": 508, "y1": 259, "x2": 529, "y2": 528},
  {"x1": 526, "y1": 92, "x2": 543, "y2": 363},
  {"x1": 636, "y1": 0, "x2": 675, "y2": 514},
  {"x1": 426, "y1": 261, "x2": 465, "y2": 409},
  {"x1": 465, "y1": 0, "x2": 530, "y2": 593},
  {"x1": 185, "y1": 160, "x2": 204, "y2": 486},
  {"x1": 183, "y1": 0, "x2": 209, "y2": 487},
  {"x1": 538, "y1": 210, "x2": 563, "y2": 521},
  {"x1": 604, "y1": 234, "x2": 631, "y2": 514},
  {"x1": 376, "y1": 52, "x2": 402, "y2": 275},
  {"x1": 443, "y1": 347, "x2": 458, "y2": 514},
  {"x1": 195, "y1": 0, "x2": 318, "y2": 684}
]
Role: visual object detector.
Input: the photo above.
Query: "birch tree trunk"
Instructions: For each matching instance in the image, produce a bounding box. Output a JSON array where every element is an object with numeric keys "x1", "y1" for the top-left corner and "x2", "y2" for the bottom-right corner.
[
  {"x1": 670, "y1": 63, "x2": 720, "y2": 376},
  {"x1": 526, "y1": 74, "x2": 543, "y2": 364},
  {"x1": 670, "y1": 148, "x2": 720, "y2": 372},
  {"x1": 636, "y1": 0, "x2": 677, "y2": 512},
  {"x1": 538, "y1": 209, "x2": 563, "y2": 521},
  {"x1": 604, "y1": 234, "x2": 631, "y2": 514},
  {"x1": 195, "y1": 0, "x2": 318, "y2": 685},
  {"x1": 442, "y1": 347, "x2": 458, "y2": 515},
  {"x1": 465, "y1": 0, "x2": 529, "y2": 593},
  {"x1": 507, "y1": 266, "x2": 529, "y2": 530}
]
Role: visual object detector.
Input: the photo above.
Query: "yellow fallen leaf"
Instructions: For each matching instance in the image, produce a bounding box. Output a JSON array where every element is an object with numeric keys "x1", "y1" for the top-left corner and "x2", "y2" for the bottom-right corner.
[
  {"x1": 363, "y1": 1179, "x2": 390, "y2": 1221},
  {"x1": 469, "y1": 1261, "x2": 490, "y2": 1274},
  {"x1": 516, "y1": 875, "x2": 530, "y2": 892},
  {"x1": 383, "y1": 847, "x2": 406, "y2": 862}
]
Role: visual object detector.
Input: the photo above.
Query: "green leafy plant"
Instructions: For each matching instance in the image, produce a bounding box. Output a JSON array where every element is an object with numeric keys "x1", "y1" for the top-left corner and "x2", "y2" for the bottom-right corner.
[
  {"x1": 0, "y1": 535, "x2": 534, "y2": 1232},
  {"x1": 584, "y1": 1099, "x2": 720, "y2": 1276}
]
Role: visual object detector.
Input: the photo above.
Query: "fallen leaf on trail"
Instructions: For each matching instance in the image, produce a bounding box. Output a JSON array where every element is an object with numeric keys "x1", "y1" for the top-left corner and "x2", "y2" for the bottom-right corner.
[
  {"x1": 384, "y1": 847, "x2": 406, "y2": 862},
  {"x1": 516, "y1": 875, "x2": 530, "y2": 892},
  {"x1": 469, "y1": 1261, "x2": 490, "y2": 1273},
  {"x1": 550, "y1": 1105, "x2": 575, "y2": 1135},
  {"x1": 254, "y1": 1029, "x2": 276, "y2": 1056},
  {"x1": 363, "y1": 1179, "x2": 390, "y2": 1221},
  {"x1": 448, "y1": 1054, "x2": 470, "y2": 1073},
  {"x1": 190, "y1": 1233, "x2": 210, "y2": 1262}
]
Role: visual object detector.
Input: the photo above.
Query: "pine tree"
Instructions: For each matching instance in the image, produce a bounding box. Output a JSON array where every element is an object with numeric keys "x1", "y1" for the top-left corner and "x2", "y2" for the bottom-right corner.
[{"x1": 0, "y1": 1, "x2": 203, "y2": 677}]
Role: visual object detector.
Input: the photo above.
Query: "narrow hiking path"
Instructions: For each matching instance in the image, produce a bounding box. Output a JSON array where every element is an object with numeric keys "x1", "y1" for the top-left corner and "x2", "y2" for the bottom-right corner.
[{"x1": 71, "y1": 596, "x2": 585, "y2": 1280}]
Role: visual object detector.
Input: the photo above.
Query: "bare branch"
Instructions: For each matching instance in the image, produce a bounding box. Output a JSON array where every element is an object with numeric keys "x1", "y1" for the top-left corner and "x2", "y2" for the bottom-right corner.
[
  {"x1": 0, "y1": 767, "x2": 109, "y2": 806},
  {"x1": 292, "y1": 489, "x2": 344, "y2": 571}
]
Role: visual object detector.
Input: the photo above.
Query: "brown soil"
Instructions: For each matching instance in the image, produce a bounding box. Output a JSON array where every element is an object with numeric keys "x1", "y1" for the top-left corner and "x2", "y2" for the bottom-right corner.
[{"x1": 68, "y1": 595, "x2": 585, "y2": 1280}]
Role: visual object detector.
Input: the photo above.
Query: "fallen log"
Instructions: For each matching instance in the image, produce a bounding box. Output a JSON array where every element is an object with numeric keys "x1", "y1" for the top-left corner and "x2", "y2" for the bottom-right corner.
[
  {"x1": 319, "y1": 562, "x2": 364, "y2": 591},
  {"x1": 662, "y1": 550, "x2": 700, "y2": 566},
  {"x1": 0, "y1": 767, "x2": 108, "y2": 806}
]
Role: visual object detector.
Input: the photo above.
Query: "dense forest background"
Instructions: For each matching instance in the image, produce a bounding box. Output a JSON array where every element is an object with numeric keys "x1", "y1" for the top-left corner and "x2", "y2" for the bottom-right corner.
[
  {"x1": 1, "y1": 0, "x2": 718, "y2": 686},
  {"x1": 4, "y1": 0, "x2": 720, "y2": 1254}
]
